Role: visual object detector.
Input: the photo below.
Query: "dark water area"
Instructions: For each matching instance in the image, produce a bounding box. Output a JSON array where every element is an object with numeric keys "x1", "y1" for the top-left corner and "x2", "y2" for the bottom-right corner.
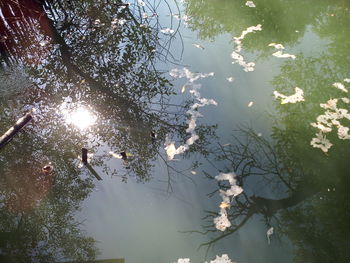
[{"x1": 0, "y1": 0, "x2": 350, "y2": 262}]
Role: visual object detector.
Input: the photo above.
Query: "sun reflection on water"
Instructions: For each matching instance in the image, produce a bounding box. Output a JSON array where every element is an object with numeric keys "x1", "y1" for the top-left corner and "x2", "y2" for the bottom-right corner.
[{"x1": 60, "y1": 103, "x2": 97, "y2": 130}]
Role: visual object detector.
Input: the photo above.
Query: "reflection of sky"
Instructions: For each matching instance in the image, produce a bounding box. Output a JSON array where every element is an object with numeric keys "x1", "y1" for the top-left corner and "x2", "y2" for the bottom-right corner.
[
  {"x1": 71, "y1": 2, "x2": 333, "y2": 263},
  {"x1": 0, "y1": 1, "x2": 337, "y2": 262}
]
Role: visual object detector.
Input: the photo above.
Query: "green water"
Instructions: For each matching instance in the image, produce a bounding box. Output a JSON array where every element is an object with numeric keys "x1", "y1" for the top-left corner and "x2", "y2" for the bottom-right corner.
[{"x1": 0, "y1": 0, "x2": 350, "y2": 262}]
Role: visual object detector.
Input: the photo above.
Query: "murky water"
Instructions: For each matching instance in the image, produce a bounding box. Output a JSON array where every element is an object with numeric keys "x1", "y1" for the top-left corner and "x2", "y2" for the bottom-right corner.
[{"x1": 0, "y1": 0, "x2": 350, "y2": 263}]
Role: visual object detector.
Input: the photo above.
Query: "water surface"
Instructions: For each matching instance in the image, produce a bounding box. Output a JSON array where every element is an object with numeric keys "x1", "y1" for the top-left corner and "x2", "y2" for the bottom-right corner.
[{"x1": 0, "y1": 0, "x2": 349, "y2": 263}]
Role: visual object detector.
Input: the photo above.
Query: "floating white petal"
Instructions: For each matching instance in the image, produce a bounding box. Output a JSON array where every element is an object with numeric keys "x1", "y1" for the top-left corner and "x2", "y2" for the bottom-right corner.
[
  {"x1": 310, "y1": 83, "x2": 350, "y2": 152},
  {"x1": 166, "y1": 68, "x2": 217, "y2": 160},
  {"x1": 268, "y1": 43, "x2": 285, "y2": 49},
  {"x1": 245, "y1": 1, "x2": 256, "y2": 7},
  {"x1": 213, "y1": 172, "x2": 243, "y2": 231},
  {"x1": 310, "y1": 132, "x2": 333, "y2": 153},
  {"x1": 272, "y1": 50, "x2": 296, "y2": 59},
  {"x1": 192, "y1": 43, "x2": 204, "y2": 50},
  {"x1": 175, "y1": 254, "x2": 236, "y2": 263},
  {"x1": 332, "y1": 82, "x2": 348, "y2": 93},
  {"x1": 231, "y1": 24, "x2": 262, "y2": 72},
  {"x1": 160, "y1": 28, "x2": 174, "y2": 34},
  {"x1": 273, "y1": 87, "x2": 304, "y2": 104},
  {"x1": 267, "y1": 227, "x2": 274, "y2": 244}
]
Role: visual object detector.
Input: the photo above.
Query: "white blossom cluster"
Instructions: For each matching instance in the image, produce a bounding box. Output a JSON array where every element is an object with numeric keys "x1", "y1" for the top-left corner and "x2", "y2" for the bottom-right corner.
[
  {"x1": 160, "y1": 28, "x2": 175, "y2": 34},
  {"x1": 245, "y1": 1, "x2": 256, "y2": 7},
  {"x1": 231, "y1": 24, "x2": 262, "y2": 72},
  {"x1": 165, "y1": 68, "x2": 217, "y2": 160},
  {"x1": 213, "y1": 172, "x2": 243, "y2": 231},
  {"x1": 268, "y1": 42, "x2": 296, "y2": 59},
  {"x1": 273, "y1": 87, "x2": 304, "y2": 104},
  {"x1": 310, "y1": 80, "x2": 350, "y2": 152},
  {"x1": 175, "y1": 254, "x2": 236, "y2": 263}
]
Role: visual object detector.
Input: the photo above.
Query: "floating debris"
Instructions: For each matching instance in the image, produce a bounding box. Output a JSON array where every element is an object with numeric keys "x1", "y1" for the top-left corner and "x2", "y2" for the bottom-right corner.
[
  {"x1": 272, "y1": 50, "x2": 296, "y2": 59},
  {"x1": 267, "y1": 227, "x2": 274, "y2": 244},
  {"x1": 214, "y1": 172, "x2": 243, "y2": 231},
  {"x1": 192, "y1": 43, "x2": 204, "y2": 50},
  {"x1": 175, "y1": 254, "x2": 237, "y2": 263},
  {"x1": 109, "y1": 151, "x2": 122, "y2": 159},
  {"x1": 120, "y1": 151, "x2": 128, "y2": 161},
  {"x1": 137, "y1": 0, "x2": 145, "y2": 6},
  {"x1": 232, "y1": 24, "x2": 262, "y2": 72},
  {"x1": 82, "y1": 148, "x2": 88, "y2": 164},
  {"x1": 166, "y1": 68, "x2": 216, "y2": 160},
  {"x1": 310, "y1": 84, "x2": 350, "y2": 152},
  {"x1": 269, "y1": 43, "x2": 296, "y2": 59},
  {"x1": 219, "y1": 202, "x2": 230, "y2": 209},
  {"x1": 172, "y1": 14, "x2": 181, "y2": 20},
  {"x1": 170, "y1": 68, "x2": 214, "y2": 82},
  {"x1": 234, "y1": 24, "x2": 262, "y2": 53},
  {"x1": 341, "y1": 97, "x2": 350, "y2": 103},
  {"x1": 245, "y1": 1, "x2": 256, "y2": 7},
  {"x1": 273, "y1": 87, "x2": 304, "y2": 104},
  {"x1": 190, "y1": 170, "x2": 197, "y2": 175},
  {"x1": 160, "y1": 28, "x2": 174, "y2": 34},
  {"x1": 248, "y1": 101, "x2": 254, "y2": 107},
  {"x1": 0, "y1": 112, "x2": 33, "y2": 150},
  {"x1": 182, "y1": 15, "x2": 191, "y2": 26},
  {"x1": 337, "y1": 126, "x2": 350, "y2": 140},
  {"x1": 39, "y1": 40, "x2": 48, "y2": 47},
  {"x1": 42, "y1": 163, "x2": 53, "y2": 175},
  {"x1": 268, "y1": 43, "x2": 285, "y2": 50},
  {"x1": 333, "y1": 82, "x2": 348, "y2": 93},
  {"x1": 310, "y1": 132, "x2": 333, "y2": 153},
  {"x1": 226, "y1": 77, "x2": 234, "y2": 82},
  {"x1": 150, "y1": 131, "x2": 157, "y2": 142}
]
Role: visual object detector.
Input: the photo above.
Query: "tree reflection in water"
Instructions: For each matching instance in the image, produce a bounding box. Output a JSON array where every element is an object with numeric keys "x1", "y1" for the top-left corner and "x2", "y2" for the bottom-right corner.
[
  {"x1": 180, "y1": 0, "x2": 350, "y2": 261},
  {"x1": 1, "y1": 0, "x2": 349, "y2": 262},
  {"x1": 0, "y1": 0, "x2": 214, "y2": 262}
]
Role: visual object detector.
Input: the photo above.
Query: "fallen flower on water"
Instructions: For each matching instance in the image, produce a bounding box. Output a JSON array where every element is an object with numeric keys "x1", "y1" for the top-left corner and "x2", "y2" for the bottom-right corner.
[
  {"x1": 273, "y1": 87, "x2": 304, "y2": 104},
  {"x1": 310, "y1": 132, "x2": 333, "y2": 153},
  {"x1": 160, "y1": 28, "x2": 174, "y2": 34},
  {"x1": 245, "y1": 1, "x2": 256, "y2": 7},
  {"x1": 192, "y1": 43, "x2": 204, "y2": 50},
  {"x1": 268, "y1": 43, "x2": 285, "y2": 49},
  {"x1": 267, "y1": 227, "x2": 274, "y2": 244},
  {"x1": 272, "y1": 50, "x2": 296, "y2": 59},
  {"x1": 332, "y1": 82, "x2": 348, "y2": 93},
  {"x1": 213, "y1": 172, "x2": 243, "y2": 231}
]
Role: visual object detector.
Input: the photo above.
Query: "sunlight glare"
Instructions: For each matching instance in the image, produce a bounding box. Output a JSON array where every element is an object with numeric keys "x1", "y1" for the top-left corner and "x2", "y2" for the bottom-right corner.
[{"x1": 61, "y1": 104, "x2": 97, "y2": 130}]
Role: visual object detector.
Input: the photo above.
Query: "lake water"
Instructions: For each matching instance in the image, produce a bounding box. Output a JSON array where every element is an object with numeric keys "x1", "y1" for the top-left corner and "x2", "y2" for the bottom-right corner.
[{"x1": 0, "y1": 0, "x2": 349, "y2": 263}]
